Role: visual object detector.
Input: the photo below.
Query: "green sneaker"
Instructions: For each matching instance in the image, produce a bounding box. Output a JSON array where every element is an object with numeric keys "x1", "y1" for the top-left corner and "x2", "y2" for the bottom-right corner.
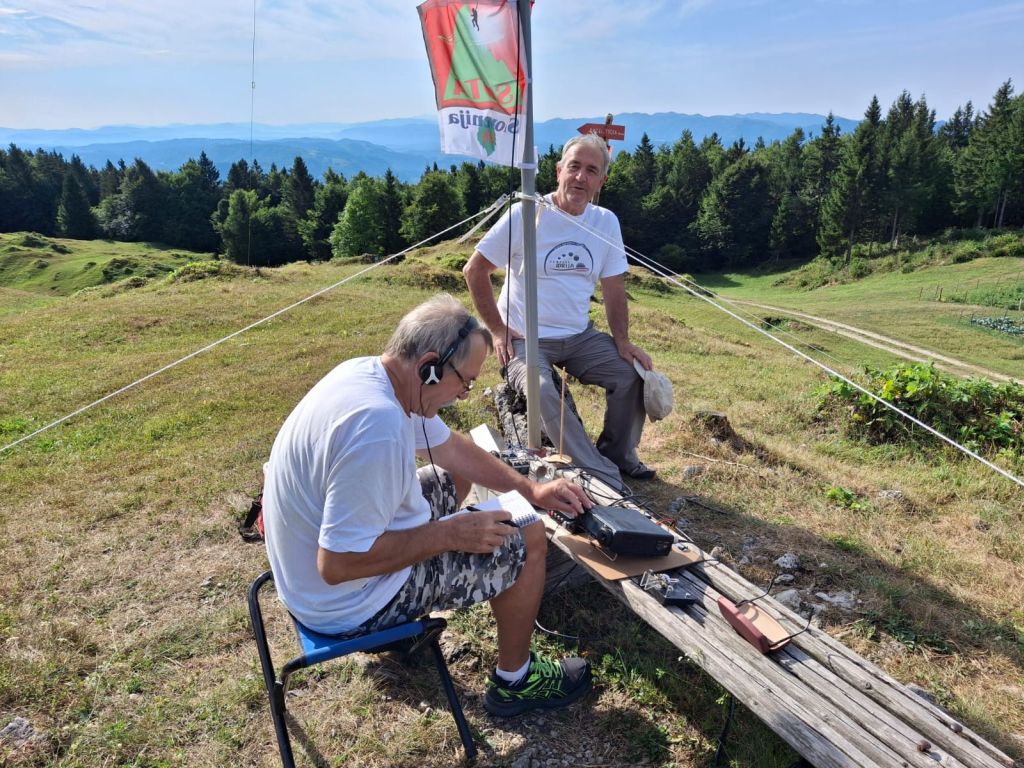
[{"x1": 483, "y1": 653, "x2": 592, "y2": 717}]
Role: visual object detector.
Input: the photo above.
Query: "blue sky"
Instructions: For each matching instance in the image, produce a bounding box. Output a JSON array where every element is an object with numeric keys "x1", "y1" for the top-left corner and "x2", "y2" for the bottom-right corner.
[{"x1": 0, "y1": 0, "x2": 1021, "y2": 130}]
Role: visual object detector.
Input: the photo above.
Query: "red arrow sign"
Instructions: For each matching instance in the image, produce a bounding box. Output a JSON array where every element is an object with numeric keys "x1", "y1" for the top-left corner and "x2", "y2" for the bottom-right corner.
[{"x1": 578, "y1": 122, "x2": 626, "y2": 141}]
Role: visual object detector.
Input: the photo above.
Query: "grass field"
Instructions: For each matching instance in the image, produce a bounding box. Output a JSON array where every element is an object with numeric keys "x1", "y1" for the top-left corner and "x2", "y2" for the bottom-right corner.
[
  {"x1": 0, "y1": 234, "x2": 1022, "y2": 767},
  {"x1": 701, "y1": 250, "x2": 1024, "y2": 380},
  {"x1": 0, "y1": 232, "x2": 209, "y2": 305}
]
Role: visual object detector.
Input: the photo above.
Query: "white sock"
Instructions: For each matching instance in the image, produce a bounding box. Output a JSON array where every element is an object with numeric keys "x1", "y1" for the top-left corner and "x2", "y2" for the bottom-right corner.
[{"x1": 495, "y1": 656, "x2": 531, "y2": 684}]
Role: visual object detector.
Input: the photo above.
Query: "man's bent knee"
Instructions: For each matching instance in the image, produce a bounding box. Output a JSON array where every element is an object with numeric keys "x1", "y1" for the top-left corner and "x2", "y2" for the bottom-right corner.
[{"x1": 521, "y1": 519, "x2": 548, "y2": 559}]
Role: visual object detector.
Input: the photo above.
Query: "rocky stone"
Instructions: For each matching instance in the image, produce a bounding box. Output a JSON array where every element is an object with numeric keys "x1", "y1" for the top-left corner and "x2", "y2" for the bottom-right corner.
[
  {"x1": 774, "y1": 573, "x2": 795, "y2": 584},
  {"x1": 668, "y1": 497, "x2": 688, "y2": 514},
  {"x1": 682, "y1": 465, "x2": 705, "y2": 479},
  {"x1": 774, "y1": 589, "x2": 803, "y2": 611},
  {"x1": 0, "y1": 717, "x2": 33, "y2": 747},
  {"x1": 878, "y1": 489, "x2": 905, "y2": 503},
  {"x1": 774, "y1": 552, "x2": 801, "y2": 571},
  {"x1": 815, "y1": 590, "x2": 859, "y2": 611}
]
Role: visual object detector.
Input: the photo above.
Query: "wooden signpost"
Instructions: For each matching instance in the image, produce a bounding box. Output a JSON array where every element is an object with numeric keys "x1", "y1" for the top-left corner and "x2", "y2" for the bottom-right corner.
[{"x1": 577, "y1": 120, "x2": 626, "y2": 142}]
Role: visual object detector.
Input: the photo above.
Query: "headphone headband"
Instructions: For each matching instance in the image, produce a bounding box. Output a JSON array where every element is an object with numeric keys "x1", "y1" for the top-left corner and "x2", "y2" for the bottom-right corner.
[
  {"x1": 436, "y1": 315, "x2": 476, "y2": 370},
  {"x1": 419, "y1": 315, "x2": 477, "y2": 385}
]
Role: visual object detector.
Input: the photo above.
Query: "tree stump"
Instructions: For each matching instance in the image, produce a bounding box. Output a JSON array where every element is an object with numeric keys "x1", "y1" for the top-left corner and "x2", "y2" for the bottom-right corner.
[
  {"x1": 491, "y1": 369, "x2": 581, "y2": 451},
  {"x1": 692, "y1": 410, "x2": 748, "y2": 452}
]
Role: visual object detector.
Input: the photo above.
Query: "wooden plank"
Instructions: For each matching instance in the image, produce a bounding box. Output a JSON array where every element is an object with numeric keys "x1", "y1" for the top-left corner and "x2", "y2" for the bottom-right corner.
[
  {"x1": 691, "y1": 560, "x2": 1015, "y2": 768},
  {"x1": 536, "y1": 514, "x2": 898, "y2": 767},
  {"x1": 466, "y1": 429, "x2": 1016, "y2": 768},
  {"x1": 554, "y1": 458, "x2": 1013, "y2": 768},
  {"x1": 668, "y1": 566, "x2": 968, "y2": 768},
  {"x1": 610, "y1": 572, "x2": 901, "y2": 767}
]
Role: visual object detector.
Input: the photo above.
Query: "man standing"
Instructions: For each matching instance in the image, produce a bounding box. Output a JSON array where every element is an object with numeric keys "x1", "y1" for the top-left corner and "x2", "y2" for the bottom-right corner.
[
  {"x1": 263, "y1": 294, "x2": 592, "y2": 717},
  {"x1": 464, "y1": 133, "x2": 655, "y2": 486}
]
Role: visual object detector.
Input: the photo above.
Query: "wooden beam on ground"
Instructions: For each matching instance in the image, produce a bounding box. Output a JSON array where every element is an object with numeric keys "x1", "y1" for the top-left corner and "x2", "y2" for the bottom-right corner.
[{"x1": 467, "y1": 424, "x2": 1015, "y2": 768}]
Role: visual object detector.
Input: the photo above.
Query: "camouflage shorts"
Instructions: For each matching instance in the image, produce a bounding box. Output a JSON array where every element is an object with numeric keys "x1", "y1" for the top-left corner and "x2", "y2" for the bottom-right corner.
[{"x1": 353, "y1": 465, "x2": 527, "y2": 633}]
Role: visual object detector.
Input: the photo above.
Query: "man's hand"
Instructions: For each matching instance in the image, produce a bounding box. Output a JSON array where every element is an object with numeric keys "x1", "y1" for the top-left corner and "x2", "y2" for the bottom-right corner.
[
  {"x1": 464, "y1": 251, "x2": 523, "y2": 366},
  {"x1": 617, "y1": 340, "x2": 652, "y2": 371},
  {"x1": 438, "y1": 510, "x2": 517, "y2": 553},
  {"x1": 527, "y1": 478, "x2": 591, "y2": 518},
  {"x1": 493, "y1": 325, "x2": 524, "y2": 368}
]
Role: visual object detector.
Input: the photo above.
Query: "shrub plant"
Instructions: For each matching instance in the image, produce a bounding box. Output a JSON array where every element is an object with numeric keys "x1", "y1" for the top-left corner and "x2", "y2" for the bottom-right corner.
[{"x1": 818, "y1": 362, "x2": 1024, "y2": 456}]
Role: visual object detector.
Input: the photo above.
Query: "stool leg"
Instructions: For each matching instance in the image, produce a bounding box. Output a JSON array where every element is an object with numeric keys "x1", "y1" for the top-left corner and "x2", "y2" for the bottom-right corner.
[
  {"x1": 249, "y1": 573, "x2": 297, "y2": 768},
  {"x1": 428, "y1": 638, "x2": 477, "y2": 763},
  {"x1": 269, "y1": 682, "x2": 297, "y2": 768}
]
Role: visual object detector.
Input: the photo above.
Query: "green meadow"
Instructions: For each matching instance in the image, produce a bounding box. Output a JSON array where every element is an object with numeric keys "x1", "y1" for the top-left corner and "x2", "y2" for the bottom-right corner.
[{"x1": 0, "y1": 233, "x2": 1022, "y2": 767}]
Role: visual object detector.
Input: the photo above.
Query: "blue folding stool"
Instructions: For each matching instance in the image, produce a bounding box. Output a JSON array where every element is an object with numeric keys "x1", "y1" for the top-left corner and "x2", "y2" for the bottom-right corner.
[{"x1": 248, "y1": 570, "x2": 478, "y2": 766}]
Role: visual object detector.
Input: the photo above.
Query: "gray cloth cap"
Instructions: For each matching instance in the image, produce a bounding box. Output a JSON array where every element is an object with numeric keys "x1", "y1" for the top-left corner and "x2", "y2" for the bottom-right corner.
[{"x1": 632, "y1": 360, "x2": 674, "y2": 422}]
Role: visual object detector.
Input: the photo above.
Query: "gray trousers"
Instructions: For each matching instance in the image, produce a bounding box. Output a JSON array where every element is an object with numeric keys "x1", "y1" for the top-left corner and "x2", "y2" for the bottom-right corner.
[{"x1": 506, "y1": 325, "x2": 645, "y2": 486}]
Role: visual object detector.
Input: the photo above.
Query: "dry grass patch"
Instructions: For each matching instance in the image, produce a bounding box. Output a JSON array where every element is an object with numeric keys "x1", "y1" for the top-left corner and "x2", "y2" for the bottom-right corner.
[{"x1": 1, "y1": 256, "x2": 1022, "y2": 767}]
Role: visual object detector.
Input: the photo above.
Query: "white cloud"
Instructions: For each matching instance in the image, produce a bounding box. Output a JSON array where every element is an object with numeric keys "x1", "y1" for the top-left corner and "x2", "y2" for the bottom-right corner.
[{"x1": 0, "y1": 1, "x2": 430, "y2": 67}]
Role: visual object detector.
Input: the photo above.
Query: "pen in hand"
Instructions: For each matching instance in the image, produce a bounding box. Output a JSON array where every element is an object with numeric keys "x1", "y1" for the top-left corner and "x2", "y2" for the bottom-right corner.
[{"x1": 465, "y1": 504, "x2": 518, "y2": 527}]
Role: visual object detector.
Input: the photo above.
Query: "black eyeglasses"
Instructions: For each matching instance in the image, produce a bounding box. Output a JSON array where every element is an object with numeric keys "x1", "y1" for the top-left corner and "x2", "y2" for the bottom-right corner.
[{"x1": 447, "y1": 361, "x2": 474, "y2": 392}]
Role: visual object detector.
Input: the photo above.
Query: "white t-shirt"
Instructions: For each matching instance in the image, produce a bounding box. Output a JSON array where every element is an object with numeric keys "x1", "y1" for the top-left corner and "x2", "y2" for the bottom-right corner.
[
  {"x1": 263, "y1": 356, "x2": 451, "y2": 634},
  {"x1": 475, "y1": 194, "x2": 627, "y2": 338}
]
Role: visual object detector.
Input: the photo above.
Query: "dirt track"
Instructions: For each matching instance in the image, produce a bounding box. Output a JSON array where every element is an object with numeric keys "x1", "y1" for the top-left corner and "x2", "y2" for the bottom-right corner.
[{"x1": 727, "y1": 298, "x2": 1015, "y2": 383}]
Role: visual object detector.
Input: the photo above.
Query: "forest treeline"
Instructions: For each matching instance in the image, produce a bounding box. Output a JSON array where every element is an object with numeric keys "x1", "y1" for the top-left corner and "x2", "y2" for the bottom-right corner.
[{"x1": 1, "y1": 81, "x2": 1021, "y2": 272}]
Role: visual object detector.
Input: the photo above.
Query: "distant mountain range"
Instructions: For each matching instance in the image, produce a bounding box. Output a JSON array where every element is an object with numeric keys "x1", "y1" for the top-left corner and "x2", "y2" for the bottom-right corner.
[{"x1": 0, "y1": 112, "x2": 860, "y2": 182}]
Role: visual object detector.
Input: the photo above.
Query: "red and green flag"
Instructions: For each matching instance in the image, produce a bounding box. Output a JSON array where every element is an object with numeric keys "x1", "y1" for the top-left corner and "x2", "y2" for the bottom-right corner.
[{"x1": 417, "y1": 0, "x2": 528, "y2": 166}]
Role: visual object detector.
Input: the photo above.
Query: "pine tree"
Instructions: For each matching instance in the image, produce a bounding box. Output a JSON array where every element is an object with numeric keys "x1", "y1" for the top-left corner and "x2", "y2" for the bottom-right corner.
[
  {"x1": 98, "y1": 160, "x2": 123, "y2": 201},
  {"x1": 163, "y1": 153, "x2": 222, "y2": 251},
  {"x1": 216, "y1": 189, "x2": 258, "y2": 263},
  {"x1": 600, "y1": 149, "x2": 642, "y2": 247},
  {"x1": 381, "y1": 169, "x2": 407, "y2": 257},
  {"x1": 298, "y1": 169, "x2": 348, "y2": 261},
  {"x1": 536, "y1": 145, "x2": 559, "y2": 194},
  {"x1": 631, "y1": 133, "x2": 657, "y2": 198},
  {"x1": 96, "y1": 158, "x2": 164, "y2": 242},
  {"x1": 56, "y1": 173, "x2": 97, "y2": 239},
  {"x1": 456, "y1": 162, "x2": 484, "y2": 216},
  {"x1": 331, "y1": 176, "x2": 386, "y2": 259},
  {"x1": 818, "y1": 97, "x2": 885, "y2": 262},
  {"x1": 695, "y1": 154, "x2": 773, "y2": 269},
  {"x1": 940, "y1": 102, "x2": 974, "y2": 150},
  {"x1": 765, "y1": 129, "x2": 815, "y2": 259},
  {"x1": 800, "y1": 113, "x2": 842, "y2": 226},
  {"x1": 954, "y1": 80, "x2": 1021, "y2": 228},
  {"x1": 262, "y1": 164, "x2": 285, "y2": 207},
  {"x1": 284, "y1": 156, "x2": 316, "y2": 219},
  {"x1": 400, "y1": 170, "x2": 464, "y2": 245},
  {"x1": 68, "y1": 155, "x2": 98, "y2": 206},
  {"x1": 881, "y1": 91, "x2": 921, "y2": 246}
]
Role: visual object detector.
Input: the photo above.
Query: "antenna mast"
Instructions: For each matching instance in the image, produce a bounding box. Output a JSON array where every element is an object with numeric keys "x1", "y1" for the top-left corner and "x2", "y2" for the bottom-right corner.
[{"x1": 518, "y1": 0, "x2": 542, "y2": 449}]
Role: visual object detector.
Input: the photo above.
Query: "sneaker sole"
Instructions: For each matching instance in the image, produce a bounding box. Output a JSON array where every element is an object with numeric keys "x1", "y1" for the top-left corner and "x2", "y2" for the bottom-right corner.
[{"x1": 483, "y1": 674, "x2": 593, "y2": 718}]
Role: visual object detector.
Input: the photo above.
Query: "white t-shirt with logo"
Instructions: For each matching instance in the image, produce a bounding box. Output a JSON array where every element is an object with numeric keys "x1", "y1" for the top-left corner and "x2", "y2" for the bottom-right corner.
[
  {"x1": 476, "y1": 194, "x2": 628, "y2": 338},
  {"x1": 263, "y1": 356, "x2": 451, "y2": 634}
]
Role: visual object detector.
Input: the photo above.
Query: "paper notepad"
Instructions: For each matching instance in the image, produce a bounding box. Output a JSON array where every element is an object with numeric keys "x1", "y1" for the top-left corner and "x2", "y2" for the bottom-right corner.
[{"x1": 458, "y1": 490, "x2": 542, "y2": 528}]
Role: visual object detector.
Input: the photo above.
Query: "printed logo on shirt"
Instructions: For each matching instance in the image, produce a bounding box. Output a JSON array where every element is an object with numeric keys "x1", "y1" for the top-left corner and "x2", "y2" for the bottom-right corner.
[{"x1": 543, "y1": 241, "x2": 594, "y2": 277}]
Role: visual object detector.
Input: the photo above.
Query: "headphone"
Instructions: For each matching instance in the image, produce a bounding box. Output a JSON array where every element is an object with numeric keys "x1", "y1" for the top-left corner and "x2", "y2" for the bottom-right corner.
[{"x1": 418, "y1": 315, "x2": 477, "y2": 385}]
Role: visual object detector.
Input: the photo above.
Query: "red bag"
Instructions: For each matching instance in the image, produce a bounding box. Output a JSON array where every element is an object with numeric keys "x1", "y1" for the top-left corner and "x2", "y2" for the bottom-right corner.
[{"x1": 238, "y1": 490, "x2": 264, "y2": 542}]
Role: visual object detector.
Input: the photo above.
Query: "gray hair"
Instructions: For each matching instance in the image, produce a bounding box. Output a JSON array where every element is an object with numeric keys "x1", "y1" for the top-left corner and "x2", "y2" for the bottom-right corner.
[
  {"x1": 560, "y1": 133, "x2": 611, "y2": 176},
  {"x1": 384, "y1": 294, "x2": 492, "y2": 368}
]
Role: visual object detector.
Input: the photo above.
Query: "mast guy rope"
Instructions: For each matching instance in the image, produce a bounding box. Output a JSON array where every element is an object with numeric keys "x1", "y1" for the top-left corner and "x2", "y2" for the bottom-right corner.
[
  {"x1": 527, "y1": 192, "x2": 1024, "y2": 491},
  {"x1": 0, "y1": 203, "x2": 503, "y2": 457}
]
